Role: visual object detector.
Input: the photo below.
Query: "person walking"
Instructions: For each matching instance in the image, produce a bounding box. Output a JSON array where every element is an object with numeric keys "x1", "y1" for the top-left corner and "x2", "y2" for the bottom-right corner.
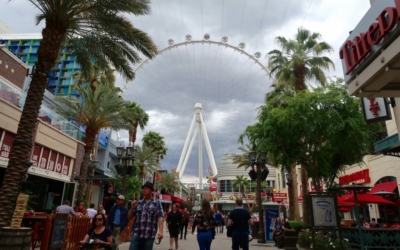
[
  {"x1": 228, "y1": 198, "x2": 253, "y2": 250},
  {"x1": 106, "y1": 195, "x2": 129, "y2": 250},
  {"x1": 180, "y1": 208, "x2": 190, "y2": 240},
  {"x1": 167, "y1": 204, "x2": 182, "y2": 250},
  {"x1": 56, "y1": 200, "x2": 76, "y2": 216},
  {"x1": 191, "y1": 199, "x2": 216, "y2": 250},
  {"x1": 215, "y1": 211, "x2": 222, "y2": 233},
  {"x1": 127, "y1": 181, "x2": 164, "y2": 250}
]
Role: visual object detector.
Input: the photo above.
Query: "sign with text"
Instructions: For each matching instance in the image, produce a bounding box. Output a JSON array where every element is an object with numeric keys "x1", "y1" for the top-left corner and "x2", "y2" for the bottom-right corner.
[
  {"x1": 361, "y1": 98, "x2": 392, "y2": 123},
  {"x1": 272, "y1": 193, "x2": 287, "y2": 203},
  {"x1": 339, "y1": 169, "x2": 370, "y2": 185},
  {"x1": 50, "y1": 213, "x2": 68, "y2": 249},
  {"x1": 0, "y1": 132, "x2": 14, "y2": 158},
  {"x1": 340, "y1": 0, "x2": 400, "y2": 83},
  {"x1": 310, "y1": 195, "x2": 338, "y2": 228}
]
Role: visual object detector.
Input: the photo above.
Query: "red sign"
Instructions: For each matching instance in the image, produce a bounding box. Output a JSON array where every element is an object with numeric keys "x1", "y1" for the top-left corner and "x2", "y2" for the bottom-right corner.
[
  {"x1": 39, "y1": 147, "x2": 49, "y2": 169},
  {"x1": 272, "y1": 193, "x2": 287, "y2": 203},
  {"x1": 209, "y1": 184, "x2": 217, "y2": 192},
  {"x1": 63, "y1": 157, "x2": 71, "y2": 175},
  {"x1": 0, "y1": 132, "x2": 14, "y2": 158},
  {"x1": 339, "y1": 169, "x2": 371, "y2": 185},
  {"x1": 340, "y1": 0, "x2": 400, "y2": 74},
  {"x1": 30, "y1": 144, "x2": 41, "y2": 167},
  {"x1": 47, "y1": 150, "x2": 57, "y2": 171},
  {"x1": 55, "y1": 154, "x2": 64, "y2": 173},
  {"x1": 369, "y1": 98, "x2": 380, "y2": 116}
]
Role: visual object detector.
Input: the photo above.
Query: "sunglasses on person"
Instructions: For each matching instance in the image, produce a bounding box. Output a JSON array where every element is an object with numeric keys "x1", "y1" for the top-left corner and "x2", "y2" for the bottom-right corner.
[
  {"x1": 154, "y1": 239, "x2": 161, "y2": 245},
  {"x1": 95, "y1": 218, "x2": 103, "y2": 222}
]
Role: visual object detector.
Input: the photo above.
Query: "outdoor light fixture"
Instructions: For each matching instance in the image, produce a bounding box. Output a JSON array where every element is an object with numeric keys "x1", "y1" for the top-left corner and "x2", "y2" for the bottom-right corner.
[
  {"x1": 116, "y1": 145, "x2": 137, "y2": 176},
  {"x1": 248, "y1": 151, "x2": 268, "y2": 244}
]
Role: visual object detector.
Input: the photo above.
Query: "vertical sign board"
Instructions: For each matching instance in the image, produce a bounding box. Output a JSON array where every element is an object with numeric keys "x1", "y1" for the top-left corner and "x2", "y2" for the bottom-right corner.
[
  {"x1": 309, "y1": 193, "x2": 342, "y2": 247},
  {"x1": 50, "y1": 213, "x2": 68, "y2": 250},
  {"x1": 360, "y1": 97, "x2": 392, "y2": 124},
  {"x1": 265, "y1": 209, "x2": 279, "y2": 241}
]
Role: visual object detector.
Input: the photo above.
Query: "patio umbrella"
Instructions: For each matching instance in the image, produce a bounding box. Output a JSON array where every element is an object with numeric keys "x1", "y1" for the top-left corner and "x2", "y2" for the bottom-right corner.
[{"x1": 344, "y1": 193, "x2": 396, "y2": 205}]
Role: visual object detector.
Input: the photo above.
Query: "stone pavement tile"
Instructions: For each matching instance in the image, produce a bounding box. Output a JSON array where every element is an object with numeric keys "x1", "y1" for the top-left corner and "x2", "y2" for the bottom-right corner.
[{"x1": 118, "y1": 227, "x2": 281, "y2": 250}]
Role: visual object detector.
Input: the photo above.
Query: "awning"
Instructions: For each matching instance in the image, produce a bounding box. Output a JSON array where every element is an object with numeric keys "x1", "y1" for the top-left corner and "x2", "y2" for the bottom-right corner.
[
  {"x1": 344, "y1": 193, "x2": 396, "y2": 205},
  {"x1": 370, "y1": 181, "x2": 398, "y2": 194}
]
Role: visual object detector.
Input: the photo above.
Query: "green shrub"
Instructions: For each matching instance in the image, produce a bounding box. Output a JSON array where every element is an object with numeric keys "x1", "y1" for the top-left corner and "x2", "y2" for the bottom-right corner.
[{"x1": 289, "y1": 221, "x2": 304, "y2": 233}]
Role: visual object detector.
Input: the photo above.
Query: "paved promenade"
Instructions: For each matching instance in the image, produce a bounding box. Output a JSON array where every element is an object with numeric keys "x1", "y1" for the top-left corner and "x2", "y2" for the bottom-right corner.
[{"x1": 118, "y1": 227, "x2": 280, "y2": 250}]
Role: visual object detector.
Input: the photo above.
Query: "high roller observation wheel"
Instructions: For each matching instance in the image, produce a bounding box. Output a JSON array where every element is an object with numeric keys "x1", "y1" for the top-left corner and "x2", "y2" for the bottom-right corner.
[{"x1": 122, "y1": 34, "x2": 269, "y2": 92}]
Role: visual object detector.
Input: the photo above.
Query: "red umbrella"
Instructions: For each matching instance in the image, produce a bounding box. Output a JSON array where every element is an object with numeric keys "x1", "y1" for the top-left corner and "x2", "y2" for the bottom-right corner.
[
  {"x1": 337, "y1": 196, "x2": 355, "y2": 206},
  {"x1": 344, "y1": 193, "x2": 396, "y2": 205}
]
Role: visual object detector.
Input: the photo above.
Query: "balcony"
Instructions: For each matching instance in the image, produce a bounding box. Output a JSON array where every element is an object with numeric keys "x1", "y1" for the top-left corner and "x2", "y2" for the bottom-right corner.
[{"x1": 0, "y1": 76, "x2": 84, "y2": 142}]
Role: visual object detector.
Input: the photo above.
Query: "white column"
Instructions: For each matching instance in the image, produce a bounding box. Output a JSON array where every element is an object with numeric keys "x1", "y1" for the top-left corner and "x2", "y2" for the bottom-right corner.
[
  {"x1": 177, "y1": 113, "x2": 197, "y2": 174},
  {"x1": 179, "y1": 127, "x2": 198, "y2": 179},
  {"x1": 199, "y1": 120, "x2": 203, "y2": 189}
]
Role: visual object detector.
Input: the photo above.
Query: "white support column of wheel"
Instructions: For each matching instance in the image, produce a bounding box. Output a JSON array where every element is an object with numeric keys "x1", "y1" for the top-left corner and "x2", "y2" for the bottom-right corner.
[
  {"x1": 199, "y1": 113, "x2": 218, "y2": 175},
  {"x1": 176, "y1": 113, "x2": 197, "y2": 174},
  {"x1": 177, "y1": 103, "x2": 218, "y2": 188},
  {"x1": 179, "y1": 127, "x2": 198, "y2": 179},
  {"x1": 196, "y1": 103, "x2": 203, "y2": 189}
]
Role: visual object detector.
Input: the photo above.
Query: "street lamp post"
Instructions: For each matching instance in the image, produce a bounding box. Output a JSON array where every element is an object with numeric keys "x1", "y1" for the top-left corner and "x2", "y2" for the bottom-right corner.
[
  {"x1": 116, "y1": 145, "x2": 137, "y2": 195},
  {"x1": 248, "y1": 151, "x2": 269, "y2": 244}
]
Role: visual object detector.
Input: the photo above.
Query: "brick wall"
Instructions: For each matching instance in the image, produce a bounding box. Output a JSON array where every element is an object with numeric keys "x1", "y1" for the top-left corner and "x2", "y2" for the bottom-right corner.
[{"x1": 0, "y1": 47, "x2": 27, "y2": 89}]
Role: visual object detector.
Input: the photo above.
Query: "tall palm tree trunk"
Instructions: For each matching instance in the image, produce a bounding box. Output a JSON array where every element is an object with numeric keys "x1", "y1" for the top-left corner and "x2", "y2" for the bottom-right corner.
[
  {"x1": 78, "y1": 129, "x2": 96, "y2": 201},
  {"x1": 288, "y1": 166, "x2": 300, "y2": 220},
  {"x1": 0, "y1": 26, "x2": 65, "y2": 227},
  {"x1": 300, "y1": 165, "x2": 309, "y2": 224}
]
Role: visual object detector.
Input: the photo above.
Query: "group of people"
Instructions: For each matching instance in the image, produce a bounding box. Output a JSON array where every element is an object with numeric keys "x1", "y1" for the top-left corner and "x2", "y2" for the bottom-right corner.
[
  {"x1": 56, "y1": 200, "x2": 106, "y2": 218},
  {"x1": 57, "y1": 184, "x2": 280, "y2": 250}
]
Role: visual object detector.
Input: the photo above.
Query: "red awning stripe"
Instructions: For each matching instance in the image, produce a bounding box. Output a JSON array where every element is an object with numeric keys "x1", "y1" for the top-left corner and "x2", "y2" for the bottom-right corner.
[{"x1": 370, "y1": 181, "x2": 398, "y2": 194}]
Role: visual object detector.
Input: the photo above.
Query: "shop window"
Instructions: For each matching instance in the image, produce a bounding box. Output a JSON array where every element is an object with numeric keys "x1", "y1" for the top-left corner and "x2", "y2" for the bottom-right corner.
[
  {"x1": 219, "y1": 180, "x2": 226, "y2": 192},
  {"x1": 226, "y1": 180, "x2": 233, "y2": 192}
]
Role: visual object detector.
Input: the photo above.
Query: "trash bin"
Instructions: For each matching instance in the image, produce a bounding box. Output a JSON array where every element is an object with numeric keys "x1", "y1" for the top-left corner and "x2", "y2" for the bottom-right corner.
[{"x1": 252, "y1": 221, "x2": 259, "y2": 238}]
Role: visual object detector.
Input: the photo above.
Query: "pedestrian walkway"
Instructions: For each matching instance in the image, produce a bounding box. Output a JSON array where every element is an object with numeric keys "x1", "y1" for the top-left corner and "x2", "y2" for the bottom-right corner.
[{"x1": 118, "y1": 227, "x2": 280, "y2": 250}]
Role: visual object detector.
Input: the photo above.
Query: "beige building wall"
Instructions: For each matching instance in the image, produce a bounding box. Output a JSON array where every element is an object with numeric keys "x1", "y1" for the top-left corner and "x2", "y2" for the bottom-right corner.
[{"x1": 0, "y1": 20, "x2": 13, "y2": 34}]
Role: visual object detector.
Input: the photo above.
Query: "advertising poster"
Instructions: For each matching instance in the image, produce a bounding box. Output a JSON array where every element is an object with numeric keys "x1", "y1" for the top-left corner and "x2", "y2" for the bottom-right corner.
[
  {"x1": 311, "y1": 196, "x2": 337, "y2": 227},
  {"x1": 265, "y1": 209, "x2": 278, "y2": 241}
]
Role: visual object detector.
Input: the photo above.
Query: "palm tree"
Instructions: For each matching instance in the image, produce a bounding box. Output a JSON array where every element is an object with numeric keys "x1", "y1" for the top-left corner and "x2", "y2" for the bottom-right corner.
[
  {"x1": 54, "y1": 84, "x2": 132, "y2": 200},
  {"x1": 229, "y1": 144, "x2": 254, "y2": 170},
  {"x1": 232, "y1": 175, "x2": 253, "y2": 210},
  {"x1": 73, "y1": 63, "x2": 116, "y2": 91},
  {"x1": 158, "y1": 172, "x2": 180, "y2": 196},
  {"x1": 134, "y1": 144, "x2": 161, "y2": 182},
  {"x1": 126, "y1": 102, "x2": 149, "y2": 146},
  {"x1": 142, "y1": 131, "x2": 168, "y2": 159},
  {"x1": 0, "y1": 0, "x2": 157, "y2": 226},
  {"x1": 267, "y1": 28, "x2": 335, "y2": 225}
]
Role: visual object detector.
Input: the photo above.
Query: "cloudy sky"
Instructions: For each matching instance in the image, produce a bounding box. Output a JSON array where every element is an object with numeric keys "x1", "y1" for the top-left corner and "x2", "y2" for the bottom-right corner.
[{"x1": 0, "y1": 0, "x2": 371, "y2": 183}]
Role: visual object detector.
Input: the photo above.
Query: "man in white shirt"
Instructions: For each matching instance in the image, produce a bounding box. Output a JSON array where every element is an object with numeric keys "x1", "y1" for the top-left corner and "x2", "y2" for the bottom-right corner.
[
  {"x1": 87, "y1": 203, "x2": 97, "y2": 217},
  {"x1": 56, "y1": 200, "x2": 76, "y2": 216}
]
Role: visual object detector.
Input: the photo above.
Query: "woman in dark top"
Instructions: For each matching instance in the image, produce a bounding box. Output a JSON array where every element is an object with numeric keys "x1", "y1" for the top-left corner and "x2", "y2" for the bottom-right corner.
[
  {"x1": 80, "y1": 213, "x2": 112, "y2": 249},
  {"x1": 191, "y1": 200, "x2": 216, "y2": 250},
  {"x1": 167, "y1": 204, "x2": 182, "y2": 250}
]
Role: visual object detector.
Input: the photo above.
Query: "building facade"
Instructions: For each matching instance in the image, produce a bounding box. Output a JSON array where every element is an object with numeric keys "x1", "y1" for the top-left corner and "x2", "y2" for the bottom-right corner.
[{"x1": 214, "y1": 153, "x2": 277, "y2": 211}]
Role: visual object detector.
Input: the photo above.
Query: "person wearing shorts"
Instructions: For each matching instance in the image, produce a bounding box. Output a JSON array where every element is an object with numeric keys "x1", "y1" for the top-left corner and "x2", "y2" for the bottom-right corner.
[
  {"x1": 215, "y1": 211, "x2": 222, "y2": 233},
  {"x1": 167, "y1": 204, "x2": 182, "y2": 250}
]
